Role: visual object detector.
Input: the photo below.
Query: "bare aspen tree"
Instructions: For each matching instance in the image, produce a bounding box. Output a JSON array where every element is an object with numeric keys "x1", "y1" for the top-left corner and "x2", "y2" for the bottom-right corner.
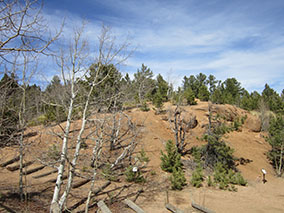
[
  {"x1": 16, "y1": 53, "x2": 39, "y2": 201},
  {"x1": 50, "y1": 24, "x2": 132, "y2": 212},
  {"x1": 0, "y1": 0, "x2": 62, "y2": 62},
  {"x1": 50, "y1": 23, "x2": 89, "y2": 212}
]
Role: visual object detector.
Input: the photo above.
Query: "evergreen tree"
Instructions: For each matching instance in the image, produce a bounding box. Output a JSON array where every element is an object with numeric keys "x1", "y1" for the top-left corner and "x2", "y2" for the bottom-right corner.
[
  {"x1": 183, "y1": 87, "x2": 197, "y2": 105},
  {"x1": 267, "y1": 115, "x2": 284, "y2": 176},
  {"x1": 160, "y1": 140, "x2": 182, "y2": 173},
  {"x1": 0, "y1": 73, "x2": 21, "y2": 146},
  {"x1": 133, "y1": 64, "x2": 155, "y2": 104},
  {"x1": 155, "y1": 74, "x2": 169, "y2": 101},
  {"x1": 198, "y1": 84, "x2": 210, "y2": 101},
  {"x1": 86, "y1": 63, "x2": 123, "y2": 110},
  {"x1": 262, "y1": 84, "x2": 283, "y2": 113},
  {"x1": 206, "y1": 74, "x2": 218, "y2": 95}
]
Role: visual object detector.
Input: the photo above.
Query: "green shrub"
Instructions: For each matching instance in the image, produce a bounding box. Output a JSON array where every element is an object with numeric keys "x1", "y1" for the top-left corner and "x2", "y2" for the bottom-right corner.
[
  {"x1": 102, "y1": 164, "x2": 118, "y2": 181},
  {"x1": 213, "y1": 123, "x2": 232, "y2": 135},
  {"x1": 124, "y1": 166, "x2": 145, "y2": 183},
  {"x1": 213, "y1": 162, "x2": 247, "y2": 190},
  {"x1": 170, "y1": 167, "x2": 187, "y2": 190},
  {"x1": 160, "y1": 140, "x2": 182, "y2": 173},
  {"x1": 138, "y1": 148, "x2": 150, "y2": 163},
  {"x1": 28, "y1": 114, "x2": 49, "y2": 126},
  {"x1": 190, "y1": 146, "x2": 202, "y2": 163},
  {"x1": 232, "y1": 172, "x2": 247, "y2": 186},
  {"x1": 191, "y1": 164, "x2": 204, "y2": 188},
  {"x1": 140, "y1": 102, "x2": 150, "y2": 112},
  {"x1": 47, "y1": 144, "x2": 61, "y2": 161}
]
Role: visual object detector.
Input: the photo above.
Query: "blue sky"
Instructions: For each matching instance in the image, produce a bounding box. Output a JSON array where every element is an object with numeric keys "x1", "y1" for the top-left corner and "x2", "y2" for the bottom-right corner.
[{"x1": 43, "y1": 0, "x2": 284, "y2": 93}]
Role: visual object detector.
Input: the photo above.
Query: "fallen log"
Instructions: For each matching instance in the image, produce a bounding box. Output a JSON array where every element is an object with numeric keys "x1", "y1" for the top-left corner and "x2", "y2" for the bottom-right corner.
[
  {"x1": 32, "y1": 169, "x2": 57, "y2": 179},
  {"x1": 6, "y1": 161, "x2": 33, "y2": 171},
  {"x1": 123, "y1": 199, "x2": 145, "y2": 213},
  {"x1": 98, "y1": 200, "x2": 112, "y2": 213},
  {"x1": 47, "y1": 174, "x2": 67, "y2": 183},
  {"x1": 25, "y1": 165, "x2": 45, "y2": 175},
  {"x1": 165, "y1": 203, "x2": 184, "y2": 213},
  {"x1": 72, "y1": 178, "x2": 91, "y2": 189},
  {"x1": 0, "y1": 155, "x2": 21, "y2": 167},
  {"x1": 191, "y1": 201, "x2": 215, "y2": 213}
]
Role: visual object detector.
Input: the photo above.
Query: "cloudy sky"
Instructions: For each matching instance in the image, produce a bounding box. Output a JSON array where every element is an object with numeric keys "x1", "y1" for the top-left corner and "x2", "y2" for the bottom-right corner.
[{"x1": 43, "y1": 0, "x2": 284, "y2": 93}]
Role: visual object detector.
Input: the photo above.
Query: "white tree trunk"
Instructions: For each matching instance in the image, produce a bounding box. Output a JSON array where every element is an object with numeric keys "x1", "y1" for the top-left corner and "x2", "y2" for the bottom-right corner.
[
  {"x1": 50, "y1": 78, "x2": 75, "y2": 213},
  {"x1": 58, "y1": 81, "x2": 95, "y2": 209}
]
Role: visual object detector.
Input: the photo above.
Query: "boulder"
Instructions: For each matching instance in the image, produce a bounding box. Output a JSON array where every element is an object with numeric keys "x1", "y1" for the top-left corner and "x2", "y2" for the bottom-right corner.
[{"x1": 244, "y1": 115, "x2": 262, "y2": 132}]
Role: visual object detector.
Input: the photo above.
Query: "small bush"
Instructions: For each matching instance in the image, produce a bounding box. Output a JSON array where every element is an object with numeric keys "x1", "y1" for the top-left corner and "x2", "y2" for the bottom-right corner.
[
  {"x1": 191, "y1": 164, "x2": 204, "y2": 188},
  {"x1": 138, "y1": 148, "x2": 150, "y2": 163},
  {"x1": 47, "y1": 144, "x2": 60, "y2": 161},
  {"x1": 102, "y1": 164, "x2": 118, "y2": 181},
  {"x1": 140, "y1": 102, "x2": 150, "y2": 112},
  {"x1": 124, "y1": 166, "x2": 145, "y2": 183},
  {"x1": 170, "y1": 167, "x2": 187, "y2": 190},
  {"x1": 213, "y1": 123, "x2": 232, "y2": 135},
  {"x1": 213, "y1": 162, "x2": 247, "y2": 190}
]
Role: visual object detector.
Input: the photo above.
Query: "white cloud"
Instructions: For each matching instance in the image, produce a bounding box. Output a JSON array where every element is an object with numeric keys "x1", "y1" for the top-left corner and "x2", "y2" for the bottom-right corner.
[{"x1": 41, "y1": 0, "x2": 284, "y2": 93}]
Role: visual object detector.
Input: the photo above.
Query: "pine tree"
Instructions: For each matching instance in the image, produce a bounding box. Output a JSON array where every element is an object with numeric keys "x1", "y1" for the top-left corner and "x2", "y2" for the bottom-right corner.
[
  {"x1": 267, "y1": 115, "x2": 284, "y2": 176},
  {"x1": 160, "y1": 140, "x2": 182, "y2": 173}
]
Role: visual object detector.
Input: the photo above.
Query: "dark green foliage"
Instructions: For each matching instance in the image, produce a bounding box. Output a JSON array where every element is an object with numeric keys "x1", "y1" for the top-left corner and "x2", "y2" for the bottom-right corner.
[
  {"x1": 198, "y1": 84, "x2": 210, "y2": 101},
  {"x1": 152, "y1": 74, "x2": 169, "y2": 110},
  {"x1": 85, "y1": 63, "x2": 123, "y2": 111},
  {"x1": 160, "y1": 140, "x2": 182, "y2": 172},
  {"x1": 240, "y1": 90, "x2": 261, "y2": 111},
  {"x1": 0, "y1": 73, "x2": 21, "y2": 146},
  {"x1": 153, "y1": 92, "x2": 164, "y2": 109},
  {"x1": 183, "y1": 87, "x2": 197, "y2": 105},
  {"x1": 190, "y1": 164, "x2": 204, "y2": 188},
  {"x1": 213, "y1": 163, "x2": 247, "y2": 190},
  {"x1": 211, "y1": 87, "x2": 223, "y2": 104},
  {"x1": 133, "y1": 64, "x2": 155, "y2": 104},
  {"x1": 203, "y1": 135, "x2": 235, "y2": 170},
  {"x1": 262, "y1": 84, "x2": 283, "y2": 113},
  {"x1": 44, "y1": 105, "x2": 67, "y2": 123},
  {"x1": 155, "y1": 74, "x2": 169, "y2": 101},
  {"x1": 213, "y1": 123, "x2": 232, "y2": 135},
  {"x1": 189, "y1": 118, "x2": 247, "y2": 191},
  {"x1": 161, "y1": 140, "x2": 186, "y2": 190},
  {"x1": 170, "y1": 167, "x2": 187, "y2": 190},
  {"x1": 206, "y1": 74, "x2": 218, "y2": 94},
  {"x1": 266, "y1": 115, "x2": 284, "y2": 176},
  {"x1": 124, "y1": 166, "x2": 145, "y2": 183}
]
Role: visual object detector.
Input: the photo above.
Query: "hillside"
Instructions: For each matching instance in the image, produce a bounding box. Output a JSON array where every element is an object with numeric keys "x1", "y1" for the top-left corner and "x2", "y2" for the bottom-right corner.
[{"x1": 0, "y1": 101, "x2": 284, "y2": 212}]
